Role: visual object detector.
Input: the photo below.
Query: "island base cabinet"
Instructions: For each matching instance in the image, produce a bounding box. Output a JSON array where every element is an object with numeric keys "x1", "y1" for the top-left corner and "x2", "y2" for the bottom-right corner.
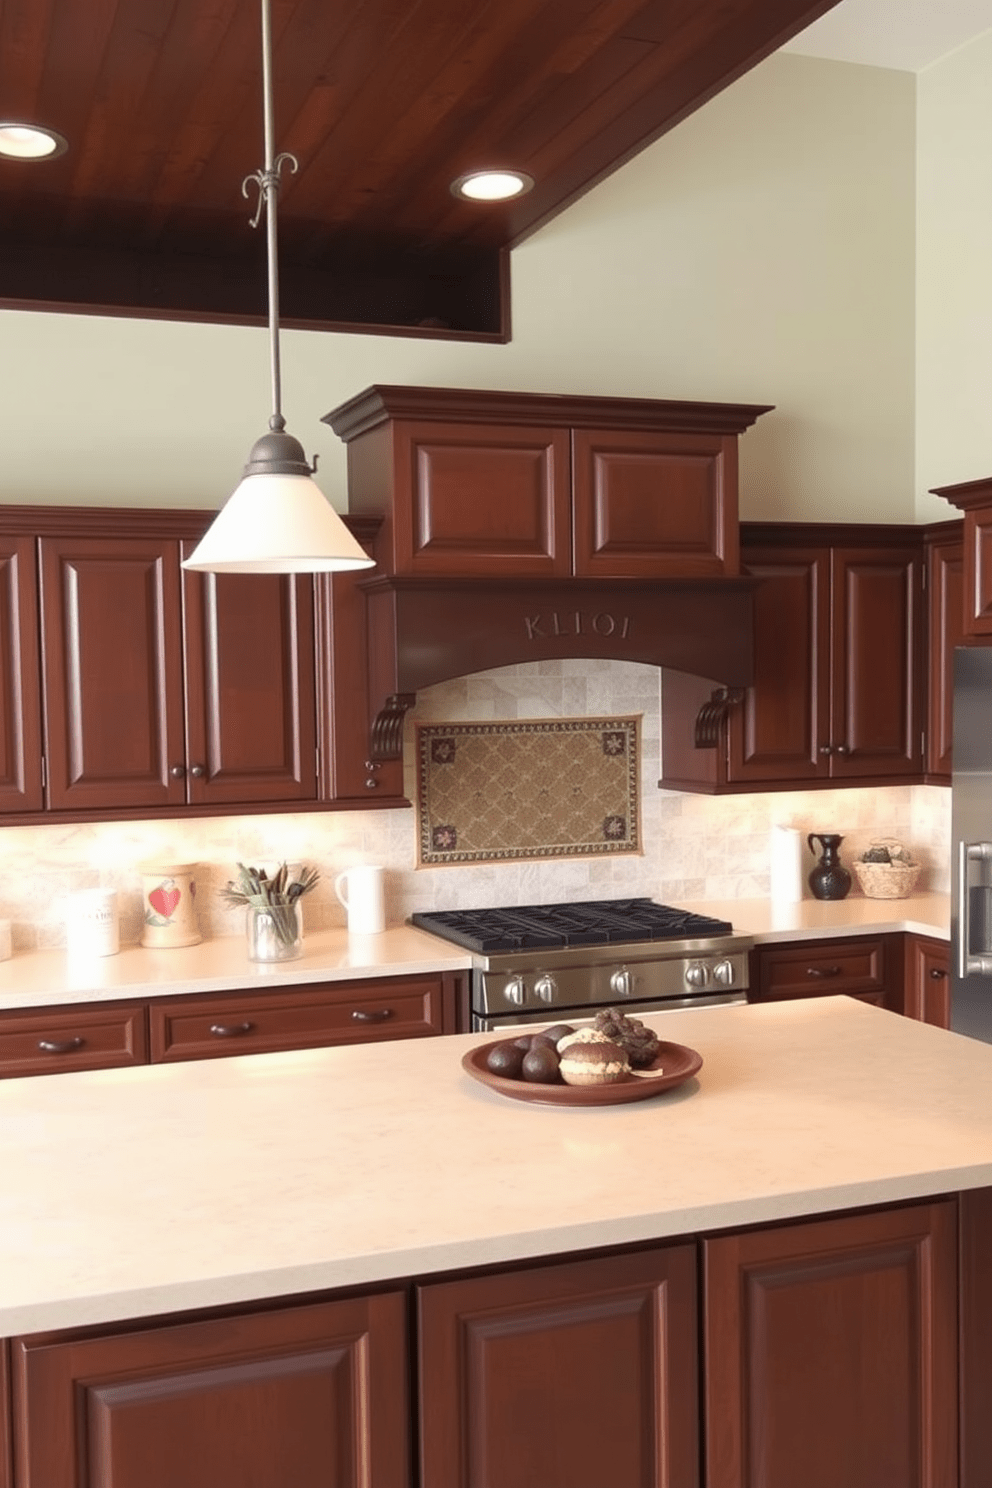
[
  {"x1": 11, "y1": 1292, "x2": 410, "y2": 1488},
  {"x1": 703, "y1": 1200, "x2": 958, "y2": 1488},
  {"x1": 960, "y1": 1187, "x2": 992, "y2": 1488},
  {"x1": 417, "y1": 1244, "x2": 698, "y2": 1488}
]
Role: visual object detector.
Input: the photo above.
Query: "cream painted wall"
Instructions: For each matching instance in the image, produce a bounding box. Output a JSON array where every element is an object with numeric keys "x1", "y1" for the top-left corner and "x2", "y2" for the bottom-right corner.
[
  {"x1": 0, "y1": 54, "x2": 915, "y2": 524},
  {"x1": 916, "y1": 27, "x2": 992, "y2": 520}
]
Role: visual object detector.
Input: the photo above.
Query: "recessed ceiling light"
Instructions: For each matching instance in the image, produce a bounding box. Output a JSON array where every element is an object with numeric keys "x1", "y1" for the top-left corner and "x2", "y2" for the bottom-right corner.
[
  {"x1": 451, "y1": 169, "x2": 535, "y2": 202},
  {"x1": 0, "y1": 123, "x2": 68, "y2": 161}
]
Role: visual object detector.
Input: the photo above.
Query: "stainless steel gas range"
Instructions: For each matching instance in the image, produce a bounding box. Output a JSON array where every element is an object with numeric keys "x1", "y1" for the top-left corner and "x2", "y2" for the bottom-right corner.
[{"x1": 410, "y1": 898, "x2": 752, "y2": 1031}]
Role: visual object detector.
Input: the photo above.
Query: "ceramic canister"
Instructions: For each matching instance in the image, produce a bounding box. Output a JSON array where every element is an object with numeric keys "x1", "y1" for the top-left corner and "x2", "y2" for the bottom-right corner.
[
  {"x1": 139, "y1": 862, "x2": 201, "y2": 948},
  {"x1": 65, "y1": 890, "x2": 119, "y2": 958}
]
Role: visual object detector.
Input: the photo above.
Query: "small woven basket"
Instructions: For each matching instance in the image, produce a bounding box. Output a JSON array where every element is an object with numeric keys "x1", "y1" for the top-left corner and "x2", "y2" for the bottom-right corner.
[{"x1": 852, "y1": 858, "x2": 921, "y2": 900}]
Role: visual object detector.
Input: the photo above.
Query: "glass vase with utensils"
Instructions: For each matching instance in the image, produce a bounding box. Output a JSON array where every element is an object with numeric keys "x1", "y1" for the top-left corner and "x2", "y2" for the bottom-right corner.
[{"x1": 222, "y1": 862, "x2": 320, "y2": 962}]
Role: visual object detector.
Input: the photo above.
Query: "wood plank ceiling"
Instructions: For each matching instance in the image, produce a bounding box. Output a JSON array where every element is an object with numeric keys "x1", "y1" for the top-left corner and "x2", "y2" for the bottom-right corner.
[{"x1": 0, "y1": 0, "x2": 840, "y2": 338}]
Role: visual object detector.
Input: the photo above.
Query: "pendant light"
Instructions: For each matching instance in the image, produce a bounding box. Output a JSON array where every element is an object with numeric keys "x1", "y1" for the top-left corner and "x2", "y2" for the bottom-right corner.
[{"x1": 183, "y1": 0, "x2": 373, "y2": 575}]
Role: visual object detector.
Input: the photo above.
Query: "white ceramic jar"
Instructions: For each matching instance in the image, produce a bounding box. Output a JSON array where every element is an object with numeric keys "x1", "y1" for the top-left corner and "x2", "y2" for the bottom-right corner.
[
  {"x1": 139, "y1": 863, "x2": 201, "y2": 948},
  {"x1": 65, "y1": 890, "x2": 120, "y2": 957}
]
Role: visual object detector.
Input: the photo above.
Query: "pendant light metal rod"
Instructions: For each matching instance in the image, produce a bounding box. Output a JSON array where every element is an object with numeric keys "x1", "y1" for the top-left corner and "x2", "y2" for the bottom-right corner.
[{"x1": 247, "y1": 0, "x2": 297, "y2": 435}]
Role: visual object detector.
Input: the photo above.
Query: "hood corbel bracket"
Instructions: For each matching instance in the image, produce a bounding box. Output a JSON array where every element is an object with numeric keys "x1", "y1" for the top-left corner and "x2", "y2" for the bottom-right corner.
[
  {"x1": 370, "y1": 693, "x2": 417, "y2": 760},
  {"x1": 694, "y1": 687, "x2": 744, "y2": 748}
]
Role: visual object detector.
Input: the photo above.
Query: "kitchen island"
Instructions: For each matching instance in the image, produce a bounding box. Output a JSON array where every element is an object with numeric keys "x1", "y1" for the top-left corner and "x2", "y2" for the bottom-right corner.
[{"x1": 2, "y1": 995, "x2": 990, "y2": 1487}]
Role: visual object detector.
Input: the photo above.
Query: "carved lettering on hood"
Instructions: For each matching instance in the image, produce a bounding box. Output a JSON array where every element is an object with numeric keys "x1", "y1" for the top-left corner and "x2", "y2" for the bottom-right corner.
[{"x1": 524, "y1": 611, "x2": 631, "y2": 641}]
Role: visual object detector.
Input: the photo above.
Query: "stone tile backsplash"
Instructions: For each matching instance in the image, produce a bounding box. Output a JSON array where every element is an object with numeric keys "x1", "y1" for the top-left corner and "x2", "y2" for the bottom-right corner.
[{"x1": 0, "y1": 661, "x2": 951, "y2": 950}]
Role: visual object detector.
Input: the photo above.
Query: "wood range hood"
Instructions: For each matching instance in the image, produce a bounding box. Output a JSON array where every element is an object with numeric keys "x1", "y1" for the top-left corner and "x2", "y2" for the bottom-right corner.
[
  {"x1": 325, "y1": 387, "x2": 773, "y2": 761},
  {"x1": 357, "y1": 572, "x2": 759, "y2": 757}
]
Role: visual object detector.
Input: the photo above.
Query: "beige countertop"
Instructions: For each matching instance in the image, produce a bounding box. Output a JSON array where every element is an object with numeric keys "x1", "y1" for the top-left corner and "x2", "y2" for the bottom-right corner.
[
  {"x1": 683, "y1": 892, "x2": 950, "y2": 943},
  {"x1": 0, "y1": 894, "x2": 950, "y2": 1010},
  {"x1": 1, "y1": 994, "x2": 989, "y2": 1338},
  {"x1": 0, "y1": 925, "x2": 473, "y2": 1011}
]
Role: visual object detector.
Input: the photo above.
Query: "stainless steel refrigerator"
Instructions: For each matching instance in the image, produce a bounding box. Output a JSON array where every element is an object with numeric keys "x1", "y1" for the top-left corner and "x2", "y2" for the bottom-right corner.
[{"x1": 951, "y1": 645, "x2": 992, "y2": 1042}]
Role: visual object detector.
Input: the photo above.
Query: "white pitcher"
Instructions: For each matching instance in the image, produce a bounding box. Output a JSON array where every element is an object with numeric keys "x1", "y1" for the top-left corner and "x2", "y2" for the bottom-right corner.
[{"x1": 334, "y1": 866, "x2": 386, "y2": 935}]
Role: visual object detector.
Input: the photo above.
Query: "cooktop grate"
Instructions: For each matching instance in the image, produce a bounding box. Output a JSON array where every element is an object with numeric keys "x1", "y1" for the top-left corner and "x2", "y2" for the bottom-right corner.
[{"x1": 410, "y1": 898, "x2": 733, "y2": 953}]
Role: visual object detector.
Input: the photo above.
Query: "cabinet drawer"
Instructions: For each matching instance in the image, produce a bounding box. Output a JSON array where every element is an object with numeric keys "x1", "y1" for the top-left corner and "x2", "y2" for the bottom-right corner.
[
  {"x1": 0, "y1": 1002, "x2": 148, "y2": 1079},
  {"x1": 149, "y1": 974, "x2": 444, "y2": 1062},
  {"x1": 752, "y1": 938, "x2": 887, "y2": 1003}
]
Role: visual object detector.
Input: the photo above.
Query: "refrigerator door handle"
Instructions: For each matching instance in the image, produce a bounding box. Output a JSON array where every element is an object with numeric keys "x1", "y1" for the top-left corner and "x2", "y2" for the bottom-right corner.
[{"x1": 958, "y1": 840, "x2": 992, "y2": 979}]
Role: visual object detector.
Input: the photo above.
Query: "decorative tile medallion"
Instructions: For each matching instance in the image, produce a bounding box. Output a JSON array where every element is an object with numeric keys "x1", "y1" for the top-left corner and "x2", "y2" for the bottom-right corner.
[{"x1": 416, "y1": 717, "x2": 640, "y2": 865}]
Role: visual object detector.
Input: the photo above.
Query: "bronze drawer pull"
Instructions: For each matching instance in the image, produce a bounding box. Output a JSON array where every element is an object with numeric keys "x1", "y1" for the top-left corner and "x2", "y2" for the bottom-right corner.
[
  {"x1": 351, "y1": 1008, "x2": 394, "y2": 1023},
  {"x1": 37, "y1": 1036, "x2": 85, "y2": 1054},
  {"x1": 806, "y1": 965, "x2": 842, "y2": 978},
  {"x1": 209, "y1": 1021, "x2": 255, "y2": 1037}
]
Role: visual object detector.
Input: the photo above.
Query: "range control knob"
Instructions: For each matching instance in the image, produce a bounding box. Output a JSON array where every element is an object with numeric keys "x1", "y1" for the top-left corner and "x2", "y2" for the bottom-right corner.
[
  {"x1": 504, "y1": 975, "x2": 526, "y2": 1006},
  {"x1": 534, "y1": 974, "x2": 557, "y2": 1004},
  {"x1": 685, "y1": 961, "x2": 710, "y2": 989},
  {"x1": 610, "y1": 968, "x2": 633, "y2": 997},
  {"x1": 712, "y1": 959, "x2": 736, "y2": 987}
]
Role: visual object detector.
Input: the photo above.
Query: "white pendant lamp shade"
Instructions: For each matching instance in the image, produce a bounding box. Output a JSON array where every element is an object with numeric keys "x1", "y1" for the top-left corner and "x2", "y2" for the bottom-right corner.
[
  {"x1": 182, "y1": 426, "x2": 374, "y2": 574},
  {"x1": 182, "y1": 471, "x2": 374, "y2": 574}
]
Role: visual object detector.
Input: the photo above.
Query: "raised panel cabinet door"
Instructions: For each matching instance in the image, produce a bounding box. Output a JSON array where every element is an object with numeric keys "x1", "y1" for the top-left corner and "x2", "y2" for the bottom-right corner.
[
  {"x1": 829, "y1": 547, "x2": 923, "y2": 779},
  {"x1": 704, "y1": 1200, "x2": 958, "y2": 1488},
  {"x1": 726, "y1": 548, "x2": 830, "y2": 784},
  {"x1": 926, "y1": 534, "x2": 964, "y2": 780},
  {"x1": 313, "y1": 524, "x2": 405, "y2": 806},
  {"x1": 963, "y1": 505, "x2": 992, "y2": 637},
  {"x1": 391, "y1": 420, "x2": 571, "y2": 576},
  {"x1": 418, "y1": 1244, "x2": 698, "y2": 1488},
  {"x1": 13, "y1": 1291, "x2": 410, "y2": 1488},
  {"x1": 904, "y1": 934, "x2": 951, "y2": 1029},
  {"x1": 39, "y1": 537, "x2": 186, "y2": 811},
  {"x1": 181, "y1": 561, "x2": 317, "y2": 806},
  {"x1": 0, "y1": 536, "x2": 43, "y2": 812},
  {"x1": 572, "y1": 428, "x2": 738, "y2": 577},
  {"x1": 960, "y1": 1187, "x2": 992, "y2": 1488}
]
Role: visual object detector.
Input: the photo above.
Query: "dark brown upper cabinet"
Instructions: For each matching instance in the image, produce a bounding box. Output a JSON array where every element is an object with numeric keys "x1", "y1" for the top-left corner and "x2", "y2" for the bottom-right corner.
[
  {"x1": 180, "y1": 547, "x2": 317, "y2": 809},
  {"x1": 923, "y1": 521, "x2": 964, "y2": 782},
  {"x1": 661, "y1": 526, "x2": 924, "y2": 792},
  {"x1": 314, "y1": 519, "x2": 406, "y2": 806},
  {"x1": 0, "y1": 537, "x2": 43, "y2": 813},
  {"x1": 39, "y1": 532, "x2": 316, "y2": 814},
  {"x1": 930, "y1": 476, "x2": 992, "y2": 640},
  {"x1": 324, "y1": 387, "x2": 772, "y2": 581}
]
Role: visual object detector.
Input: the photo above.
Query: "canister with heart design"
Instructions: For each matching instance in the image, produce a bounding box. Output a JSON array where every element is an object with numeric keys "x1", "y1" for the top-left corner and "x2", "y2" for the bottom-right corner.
[{"x1": 138, "y1": 862, "x2": 201, "y2": 948}]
